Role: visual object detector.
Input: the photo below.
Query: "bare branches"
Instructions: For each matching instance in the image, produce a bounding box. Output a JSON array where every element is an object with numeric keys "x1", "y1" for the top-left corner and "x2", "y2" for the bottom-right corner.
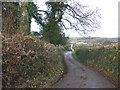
[
  {"x1": 61, "y1": 1, "x2": 101, "y2": 35},
  {"x1": 32, "y1": 1, "x2": 101, "y2": 36}
]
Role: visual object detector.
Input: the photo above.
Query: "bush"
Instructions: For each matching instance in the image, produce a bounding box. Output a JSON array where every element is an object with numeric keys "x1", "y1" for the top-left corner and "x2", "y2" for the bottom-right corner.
[
  {"x1": 64, "y1": 44, "x2": 71, "y2": 51},
  {"x1": 2, "y1": 34, "x2": 64, "y2": 88},
  {"x1": 73, "y1": 45, "x2": 119, "y2": 82},
  {"x1": 74, "y1": 47, "x2": 89, "y2": 62}
]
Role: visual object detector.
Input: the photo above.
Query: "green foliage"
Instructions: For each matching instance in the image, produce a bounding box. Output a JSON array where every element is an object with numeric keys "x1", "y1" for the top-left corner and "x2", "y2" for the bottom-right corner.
[
  {"x1": 73, "y1": 45, "x2": 119, "y2": 82},
  {"x1": 42, "y1": 22, "x2": 60, "y2": 45},
  {"x1": 32, "y1": 31, "x2": 41, "y2": 37},
  {"x1": 2, "y1": 2, "x2": 35, "y2": 35},
  {"x1": 2, "y1": 34, "x2": 64, "y2": 88},
  {"x1": 31, "y1": 2, "x2": 68, "y2": 45},
  {"x1": 64, "y1": 43, "x2": 71, "y2": 51},
  {"x1": 102, "y1": 40, "x2": 111, "y2": 45},
  {"x1": 74, "y1": 47, "x2": 89, "y2": 62},
  {"x1": 42, "y1": 2, "x2": 67, "y2": 45}
]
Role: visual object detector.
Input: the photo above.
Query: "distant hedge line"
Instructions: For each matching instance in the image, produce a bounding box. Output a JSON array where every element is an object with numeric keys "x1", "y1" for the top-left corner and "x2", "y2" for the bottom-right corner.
[
  {"x1": 73, "y1": 45, "x2": 119, "y2": 83},
  {"x1": 2, "y1": 34, "x2": 64, "y2": 88}
]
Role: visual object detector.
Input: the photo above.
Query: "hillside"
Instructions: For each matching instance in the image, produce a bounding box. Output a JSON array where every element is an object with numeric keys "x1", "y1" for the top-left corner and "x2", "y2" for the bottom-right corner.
[{"x1": 69, "y1": 37, "x2": 118, "y2": 44}]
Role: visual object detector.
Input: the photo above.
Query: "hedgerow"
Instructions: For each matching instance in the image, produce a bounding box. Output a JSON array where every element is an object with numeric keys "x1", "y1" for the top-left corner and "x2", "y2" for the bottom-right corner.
[
  {"x1": 2, "y1": 34, "x2": 64, "y2": 88},
  {"x1": 73, "y1": 45, "x2": 119, "y2": 84}
]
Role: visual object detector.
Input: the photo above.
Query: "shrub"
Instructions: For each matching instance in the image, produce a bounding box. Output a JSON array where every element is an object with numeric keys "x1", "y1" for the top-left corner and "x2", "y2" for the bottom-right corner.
[
  {"x1": 2, "y1": 34, "x2": 64, "y2": 88},
  {"x1": 74, "y1": 47, "x2": 89, "y2": 62},
  {"x1": 73, "y1": 45, "x2": 119, "y2": 82}
]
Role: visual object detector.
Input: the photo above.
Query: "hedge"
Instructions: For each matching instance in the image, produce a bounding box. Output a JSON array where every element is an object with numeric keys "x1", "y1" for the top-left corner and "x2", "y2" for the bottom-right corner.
[
  {"x1": 2, "y1": 34, "x2": 64, "y2": 88},
  {"x1": 73, "y1": 45, "x2": 119, "y2": 84}
]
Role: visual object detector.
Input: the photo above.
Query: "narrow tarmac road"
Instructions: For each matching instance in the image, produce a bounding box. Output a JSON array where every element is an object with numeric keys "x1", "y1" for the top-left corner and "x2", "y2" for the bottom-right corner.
[{"x1": 52, "y1": 51, "x2": 115, "y2": 88}]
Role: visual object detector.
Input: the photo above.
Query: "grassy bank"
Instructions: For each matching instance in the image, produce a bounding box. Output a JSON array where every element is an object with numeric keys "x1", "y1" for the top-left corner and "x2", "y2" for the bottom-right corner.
[
  {"x1": 2, "y1": 34, "x2": 64, "y2": 88},
  {"x1": 73, "y1": 45, "x2": 119, "y2": 85}
]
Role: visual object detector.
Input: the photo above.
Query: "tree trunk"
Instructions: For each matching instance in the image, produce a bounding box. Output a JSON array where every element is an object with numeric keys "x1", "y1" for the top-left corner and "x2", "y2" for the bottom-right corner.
[{"x1": 19, "y1": 1, "x2": 30, "y2": 35}]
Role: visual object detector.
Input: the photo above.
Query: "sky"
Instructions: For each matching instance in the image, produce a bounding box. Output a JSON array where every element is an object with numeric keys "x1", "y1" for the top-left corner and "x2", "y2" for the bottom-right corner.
[{"x1": 31, "y1": 0, "x2": 119, "y2": 38}]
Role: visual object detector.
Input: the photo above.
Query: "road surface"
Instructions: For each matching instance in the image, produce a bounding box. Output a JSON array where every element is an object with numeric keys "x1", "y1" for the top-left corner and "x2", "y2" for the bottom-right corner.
[{"x1": 52, "y1": 51, "x2": 115, "y2": 88}]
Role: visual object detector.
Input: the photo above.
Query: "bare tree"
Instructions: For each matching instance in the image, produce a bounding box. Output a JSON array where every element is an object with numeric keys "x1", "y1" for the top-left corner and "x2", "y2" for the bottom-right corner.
[
  {"x1": 61, "y1": 1, "x2": 101, "y2": 35},
  {"x1": 34, "y1": 0, "x2": 100, "y2": 35},
  {"x1": 31, "y1": 0, "x2": 101, "y2": 43}
]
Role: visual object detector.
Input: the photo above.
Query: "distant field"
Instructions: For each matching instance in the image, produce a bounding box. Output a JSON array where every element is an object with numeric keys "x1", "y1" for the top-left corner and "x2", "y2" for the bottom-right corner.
[{"x1": 69, "y1": 37, "x2": 118, "y2": 44}]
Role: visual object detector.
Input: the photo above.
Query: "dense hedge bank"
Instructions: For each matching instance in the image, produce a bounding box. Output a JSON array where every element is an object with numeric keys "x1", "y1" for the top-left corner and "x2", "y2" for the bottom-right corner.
[
  {"x1": 2, "y1": 34, "x2": 64, "y2": 88},
  {"x1": 73, "y1": 45, "x2": 119, "y2": 84}
]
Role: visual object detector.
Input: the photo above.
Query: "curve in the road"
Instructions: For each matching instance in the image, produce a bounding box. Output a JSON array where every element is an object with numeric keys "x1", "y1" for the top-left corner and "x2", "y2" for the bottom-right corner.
[{"x1": 51, "y1": 51, "x2": 115, "y2": 88}]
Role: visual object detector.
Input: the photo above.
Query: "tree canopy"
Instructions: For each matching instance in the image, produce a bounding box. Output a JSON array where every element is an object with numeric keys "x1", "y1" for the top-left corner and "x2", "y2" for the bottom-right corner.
[
  {"x1": 31, "y1": 0, "x2": 100, "y2": 45},
  {"x1": 2, "y1": 1, "x2": 100, "y2": 45}
]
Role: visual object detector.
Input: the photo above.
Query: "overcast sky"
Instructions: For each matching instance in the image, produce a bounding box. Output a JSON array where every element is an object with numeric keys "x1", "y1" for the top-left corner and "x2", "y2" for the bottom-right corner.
[{"x1": 31, "y1": 0, "x2": 119, "y2": 38}]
